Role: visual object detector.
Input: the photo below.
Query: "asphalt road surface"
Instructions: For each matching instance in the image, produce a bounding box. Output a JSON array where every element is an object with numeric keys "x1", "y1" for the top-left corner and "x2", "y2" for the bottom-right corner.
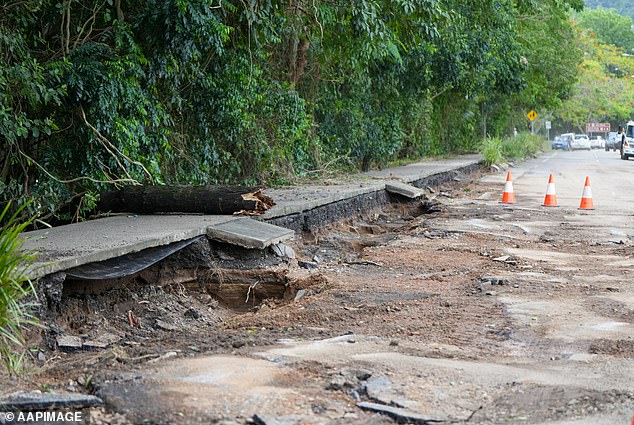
[
  {"x1": 22, "y1": 150, "x2": 634, "y2": 425},
  {"x1": 505, "y1": 148, "x2": 634, "y2": 214}
]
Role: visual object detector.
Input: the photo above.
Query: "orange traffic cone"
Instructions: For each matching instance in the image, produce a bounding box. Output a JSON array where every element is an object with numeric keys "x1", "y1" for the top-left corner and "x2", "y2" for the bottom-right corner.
[
  {"x1": 543, "y1": 174, "x2": 558, "y2": 207},
  {"x1": 501, "y1": 171, "x2": 515, "y2": 204},
  {"x1": 579, "y1": 176, "x2": 594, "y2": 210}
]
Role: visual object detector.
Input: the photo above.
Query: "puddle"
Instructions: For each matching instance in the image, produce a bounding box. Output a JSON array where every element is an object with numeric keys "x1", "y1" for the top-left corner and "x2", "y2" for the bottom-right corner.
[{"x1": 158, "y1": 356, "x2": 284, "y2": 387}]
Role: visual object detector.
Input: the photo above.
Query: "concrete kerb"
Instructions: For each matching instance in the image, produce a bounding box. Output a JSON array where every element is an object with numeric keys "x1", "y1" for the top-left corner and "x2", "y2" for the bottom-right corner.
[{"x1": 264, "y1": 160, "x2": 482, "y2": 231}]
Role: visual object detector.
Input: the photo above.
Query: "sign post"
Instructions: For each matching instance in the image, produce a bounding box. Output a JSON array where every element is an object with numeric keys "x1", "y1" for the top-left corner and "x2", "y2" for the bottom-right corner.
[
  {"x1": 527, "y1": 110, "x2": 539, "y2": 134},
  {"x1": 545, "y1": 121, "x2": 551, "y2": 141}
]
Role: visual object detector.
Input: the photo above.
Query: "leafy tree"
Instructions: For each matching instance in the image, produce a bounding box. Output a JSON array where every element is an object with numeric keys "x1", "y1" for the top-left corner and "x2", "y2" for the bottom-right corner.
[
  {"x1": 0, "y1": 0, "x2": 588, "y2": 220},
  {"x1": 579, "y1": 7, "x2": 634, "y2": 51},
  {"x1": 556, "y1": 22, "x2": 634, "y2": 130}
]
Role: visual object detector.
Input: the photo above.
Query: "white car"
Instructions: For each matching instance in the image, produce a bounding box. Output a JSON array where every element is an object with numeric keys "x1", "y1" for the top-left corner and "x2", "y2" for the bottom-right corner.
[
  {"x1": 621, "y1": 121, "x2": 634, "y2": 160},
  {"x1": 570, "y1": 134, "x2": 591, "y2": 150},
  {"x1": 590, "y1": 136, "x2": 605, "y2": 149}
]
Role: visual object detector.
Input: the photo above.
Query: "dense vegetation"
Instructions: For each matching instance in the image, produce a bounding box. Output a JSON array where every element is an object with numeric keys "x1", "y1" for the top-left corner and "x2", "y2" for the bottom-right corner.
[
  {"x1": 1, "y1": 0, "x2": 585, "y2": 221},
  {"x1": 578, "y1": 7, "x2": 634, "y2": 51}
]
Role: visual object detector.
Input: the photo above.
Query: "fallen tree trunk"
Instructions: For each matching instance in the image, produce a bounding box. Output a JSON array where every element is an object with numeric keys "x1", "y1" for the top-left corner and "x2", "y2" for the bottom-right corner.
[{"x1": 98, "y1": 186, "x2": 275, "y2": 215}]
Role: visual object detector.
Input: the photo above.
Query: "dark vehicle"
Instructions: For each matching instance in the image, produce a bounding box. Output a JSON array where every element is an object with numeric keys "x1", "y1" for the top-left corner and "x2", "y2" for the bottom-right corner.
[
  {"x1": 558, "y1": 133, "x2": 574, "y2": 151},
  {"x1": 551, "y1": 136, "x2": 568, "y2": 150},
  {"x1": 606, "y1": 131, "x2": 618, "y2": 151},
  {"x1": 621, "y1": 121, "x2": 634, "y2": 160}
]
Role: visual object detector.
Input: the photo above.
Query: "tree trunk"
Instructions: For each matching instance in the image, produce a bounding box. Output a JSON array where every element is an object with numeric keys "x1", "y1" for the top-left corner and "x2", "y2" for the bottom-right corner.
[
  {"x1": 294, "y1": 38, "x2": 310, "y2": 83},
  {"x1": 98, "y1": 186, "x2": 275, "y2": 215},
  {"x1": 115, "y1": 0, "x2": 124, "y2": 21},
  {"x1": 480, "y1": 102, "x2": 485, "y2": 140}
]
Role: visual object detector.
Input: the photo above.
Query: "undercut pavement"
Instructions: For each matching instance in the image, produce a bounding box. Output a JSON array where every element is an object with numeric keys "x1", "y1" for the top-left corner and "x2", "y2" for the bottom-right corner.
[{"x1": 21, "y1": 155, "x2": 480, "y2": 280}]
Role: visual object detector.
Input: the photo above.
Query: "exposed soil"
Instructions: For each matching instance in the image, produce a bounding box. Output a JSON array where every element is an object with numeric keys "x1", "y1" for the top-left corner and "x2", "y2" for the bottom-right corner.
[{"x1": 2, "y1": 167, "x2": 634, "y2": 425}]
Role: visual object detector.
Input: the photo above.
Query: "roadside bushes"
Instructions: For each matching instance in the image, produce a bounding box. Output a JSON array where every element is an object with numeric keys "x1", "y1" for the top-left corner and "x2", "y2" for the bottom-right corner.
[
  {"x1": 0, "y1": 204, "x2": 38, "y2": 373},
  {"x1": 480, "y1": 137, "x2": 505, "y2": 166},
  {"x1": 480, "y1": 133, "x2": 545, "y2": 166},
  {"x1": 502, "y1": 133, "x2": 546, "y2": 159}
]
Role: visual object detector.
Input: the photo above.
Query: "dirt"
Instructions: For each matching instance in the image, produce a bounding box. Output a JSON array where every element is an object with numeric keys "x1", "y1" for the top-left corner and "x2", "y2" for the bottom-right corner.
[{"x1": 2, "y1": 169, "x2": 634, "y2": 424}]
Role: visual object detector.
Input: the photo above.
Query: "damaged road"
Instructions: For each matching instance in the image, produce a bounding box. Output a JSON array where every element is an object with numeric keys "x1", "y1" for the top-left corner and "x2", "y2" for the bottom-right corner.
[{"x1": 4, "y1": 150, "x2": 634, "y2": 425}]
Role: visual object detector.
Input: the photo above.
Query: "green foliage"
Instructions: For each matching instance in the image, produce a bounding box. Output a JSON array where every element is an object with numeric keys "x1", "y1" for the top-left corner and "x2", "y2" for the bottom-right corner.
[
  {"x1": 480, "y1": 133, "x2": 544, "y2": 165},
  {"x1": 0, "y1": 0, "x2": 589, "y2": 220},
  {"x1": 480, "y1": 137, "x2": 504, "y2": 166},
  {"x1": 557, "y1": 14, "x2": 634, "y2": 129},
  {"x1": 0, "y1": 203, "x2": 38, "y2": 374},
  {"x1": 579, "y1": 7, "x2": 634, "y2": 51},
  {"x1": 501, "y1": 133, "x2": 545, "y2": 159},
  {"x1": 515, "y1": 1, "x2": 584, "y2": 111}
]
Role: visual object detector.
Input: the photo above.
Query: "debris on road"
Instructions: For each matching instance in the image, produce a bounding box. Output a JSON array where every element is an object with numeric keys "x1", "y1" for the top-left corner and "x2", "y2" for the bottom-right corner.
[
  {"x1": 0, "y1": 392, "x2": 103, "y2": 410},
  {"x1": 385, "y1": 182, "x2": 426, "y2": 199},
  {"x1": 146, "y1": 351, "x2": 178, "y2": 364},
  {"x1": 344, "y1": 260, "x2": 382, "y2": 267},
  {"x1": 357, "y1": 402, "x2": 443, "y2": 424},
  {"x1": 56, "y1": 335, "x2": 83, "y2": 352},
  {"x1": 98, "y1": 185, "x2": 275, "y2": 215},
  {"x1": 12, "y1": 158, "x2": 634, "y2": 424},
  {"x1": 127, "y1": 310, "x2": 141, "y2": 328},
  {"x1": 298, "y1": 260, "x2": 318, "y2": 270},
  {"x1": 479, "y1": 276, "x2": 510, "y2": 286},
  {"x1": 155, "y1": 319, "x2": 179, "y2": 332},
  {"x1": 271, "y1": 243, "x2": 296, "y2": 259}
]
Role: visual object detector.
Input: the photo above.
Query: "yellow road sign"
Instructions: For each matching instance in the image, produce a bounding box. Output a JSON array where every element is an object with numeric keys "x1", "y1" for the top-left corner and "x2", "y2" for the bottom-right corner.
[{"x1": 527, "y1": 109, "x2": 539, "y2": 122}]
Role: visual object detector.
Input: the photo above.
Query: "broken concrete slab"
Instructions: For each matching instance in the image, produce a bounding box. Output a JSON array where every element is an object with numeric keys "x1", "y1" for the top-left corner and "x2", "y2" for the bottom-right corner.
[
  {"x1": 0, "y1": 392, "x2": 103, "y2": 410},
  {"x1": 271, "y1": 243, "x2": 296, "y2": 259},
  {"x1": 357, "y1": 402, "x2": 444, "y2": 424},
  {"x1": 155, "y1": 319, "x2": 179, "y2": 332},
  {"x1": 22, "y1": 156, "x2": 480, "y2": 280},
  {"x1": 56, "y1": 335, "x2": 83, "y2": 352},
  {"x1": 364, "y1": 376, "x2": 400, "y2": 406},
  {"x1": 207, "y1": 218, "x2": 294, "y2": 249},
  {"x1": 385, "y1": 181, "x2": 426, "y2": 199},
  {"x1": 22, "y1": 215, "x2": 239, "y2": 279},
  {"x1": 251, "y1": 414, "x2": 310, "y2": 425},
  {"x1": 82, "y1": 340, "x2": 109, "y2": 351},
  {"x1": 293, "y1": 289, "x2": 306, "y2": 302}
]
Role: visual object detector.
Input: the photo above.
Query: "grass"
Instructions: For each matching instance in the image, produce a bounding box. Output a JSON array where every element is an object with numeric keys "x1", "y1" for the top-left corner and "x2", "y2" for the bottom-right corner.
[
  {"x1": 480, "y1": 132, "x2": 545, "y2": 166},
  {"x1": 0, "y1": 202, "x2": 39, "y2": 374},
  {"x1": 480, "y1": 137, "x2": 504, "y2": 166}
]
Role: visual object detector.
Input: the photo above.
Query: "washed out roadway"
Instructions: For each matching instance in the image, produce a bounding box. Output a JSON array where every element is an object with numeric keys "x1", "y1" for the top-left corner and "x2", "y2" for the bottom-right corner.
[{"x1": 16, "y1": 151, "x2": 634, "y2": 425}]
